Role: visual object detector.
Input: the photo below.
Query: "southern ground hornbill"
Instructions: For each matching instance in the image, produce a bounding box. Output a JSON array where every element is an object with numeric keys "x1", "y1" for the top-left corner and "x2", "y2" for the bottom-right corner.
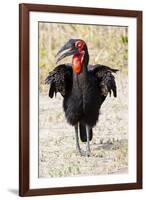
[{"x1": 45, "y1": 39, "x2": 118, "y2": 156}]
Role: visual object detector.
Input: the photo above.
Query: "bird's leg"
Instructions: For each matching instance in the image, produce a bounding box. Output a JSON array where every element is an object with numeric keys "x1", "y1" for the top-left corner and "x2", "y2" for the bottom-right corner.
[
  {"x1": 75, "y1": 124, "x2": 81, "y2": 153},
  {"x1": 85, "y1": 125, "x2": 91, "y2": 157},
  {"x1": 75, "y1": 124, "x2": 85, "y2": 156}
]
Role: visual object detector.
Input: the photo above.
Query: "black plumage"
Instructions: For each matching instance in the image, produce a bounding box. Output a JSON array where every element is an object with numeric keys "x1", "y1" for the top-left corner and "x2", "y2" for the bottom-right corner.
[
  {"x1": 45, "y1": 39, "x2": 118, "y2": 156},
  {"x1": 45, "y1": 64, "x2": 72, "y2": 98}
]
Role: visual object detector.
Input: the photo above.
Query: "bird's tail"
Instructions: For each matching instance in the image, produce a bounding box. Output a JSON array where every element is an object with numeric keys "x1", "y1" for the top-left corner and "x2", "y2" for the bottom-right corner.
[{"x1": 79, "y1": 123, "x2": 93, "y2": 142}]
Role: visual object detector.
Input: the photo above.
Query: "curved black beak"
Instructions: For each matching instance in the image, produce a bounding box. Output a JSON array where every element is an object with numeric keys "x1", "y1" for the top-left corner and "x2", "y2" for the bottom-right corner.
[{"x1": 56, "y1": 39, "x2": 78, "y2": 64}]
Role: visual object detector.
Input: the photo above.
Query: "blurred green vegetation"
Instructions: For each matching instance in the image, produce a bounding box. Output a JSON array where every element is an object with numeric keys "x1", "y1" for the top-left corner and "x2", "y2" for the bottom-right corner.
[{"x1": 39, "y1": 23, "x2": 128, "y2": 93}]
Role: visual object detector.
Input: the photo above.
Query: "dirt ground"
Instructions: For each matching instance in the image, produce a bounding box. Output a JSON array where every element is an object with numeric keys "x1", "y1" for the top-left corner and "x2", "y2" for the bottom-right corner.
[{"x1": 39, "y1": 72, "x2": 128, "y2": 178}]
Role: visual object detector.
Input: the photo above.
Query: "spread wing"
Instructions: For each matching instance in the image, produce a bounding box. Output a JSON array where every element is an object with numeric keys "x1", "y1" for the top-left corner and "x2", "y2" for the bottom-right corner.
[
  {"x1": 45, "y1": 64, "x2": 73, "y2": 98},
  {"x1": 88, "y1": 64, "x2": 118, "y2": 97}
]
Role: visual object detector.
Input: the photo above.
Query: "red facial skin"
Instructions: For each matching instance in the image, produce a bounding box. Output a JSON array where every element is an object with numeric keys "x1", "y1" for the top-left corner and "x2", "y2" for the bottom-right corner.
[{"x1": 72, "y1": 40, "x2": 85, "y2": 74}]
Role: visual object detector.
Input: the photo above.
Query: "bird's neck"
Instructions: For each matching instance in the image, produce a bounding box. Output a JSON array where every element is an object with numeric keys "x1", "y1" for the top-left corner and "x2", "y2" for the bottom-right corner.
[
  {"x1": 72, "y1": 50, "x2": 89, "y2": 89},
  {"x1": 72, "y1": 49, "x2": 89, "y2": 74}
]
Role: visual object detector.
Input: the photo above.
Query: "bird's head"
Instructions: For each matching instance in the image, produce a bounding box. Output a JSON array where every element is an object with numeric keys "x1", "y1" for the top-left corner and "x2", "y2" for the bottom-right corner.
[{"x1": 56, "y1": 39, "x2": 88, "y2": 74}]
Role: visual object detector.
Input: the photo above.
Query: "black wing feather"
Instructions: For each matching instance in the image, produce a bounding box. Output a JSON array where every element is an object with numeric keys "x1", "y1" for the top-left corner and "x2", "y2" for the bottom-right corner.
[
  {"x1": 45, "y1": 64, "x2": 72, "y2": 98},
  {"x1": 49, "y1": 82, "x2": 56, "y2": 98},
  {"x1": 89, "y1": 64, "x2": 118, "y2": 97}
]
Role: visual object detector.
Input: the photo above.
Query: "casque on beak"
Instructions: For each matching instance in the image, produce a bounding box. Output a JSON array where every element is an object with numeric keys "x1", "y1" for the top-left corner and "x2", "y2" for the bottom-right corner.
[{"x1": 56, "y1": 39, "x2": 79, "y2": 64}]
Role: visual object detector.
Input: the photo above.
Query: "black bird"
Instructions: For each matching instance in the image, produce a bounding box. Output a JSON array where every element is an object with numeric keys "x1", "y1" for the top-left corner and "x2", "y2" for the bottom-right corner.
[{"x1": 45, "y1": 39, "x2": 118, "y2": 156}]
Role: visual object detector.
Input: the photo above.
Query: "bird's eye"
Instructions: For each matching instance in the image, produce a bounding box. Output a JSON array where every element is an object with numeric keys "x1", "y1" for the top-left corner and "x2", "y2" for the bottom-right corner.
[
  {"x1": 77, "y1": 42, "x2": 82, "y2": 48},
  {"x1": 75, "y1": 41, "x2": 84, "y2": 49}
]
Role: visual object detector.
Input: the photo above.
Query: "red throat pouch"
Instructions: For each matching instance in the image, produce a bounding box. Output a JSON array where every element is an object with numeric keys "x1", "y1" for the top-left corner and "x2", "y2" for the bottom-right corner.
[{"x1": 72, "y1": 53, "x2": 84, "y2": 74}]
